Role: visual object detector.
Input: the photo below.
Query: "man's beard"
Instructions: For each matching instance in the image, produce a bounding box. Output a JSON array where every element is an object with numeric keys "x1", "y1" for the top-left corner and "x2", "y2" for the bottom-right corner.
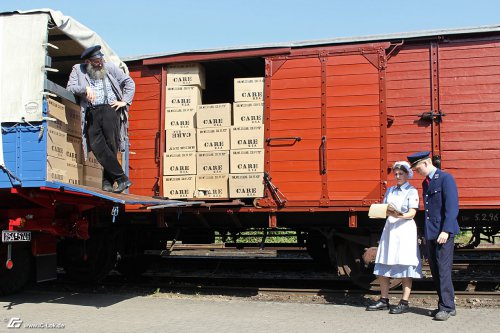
[{"x1": 87, "y1": 63, "x2": 108, "y2": 80}]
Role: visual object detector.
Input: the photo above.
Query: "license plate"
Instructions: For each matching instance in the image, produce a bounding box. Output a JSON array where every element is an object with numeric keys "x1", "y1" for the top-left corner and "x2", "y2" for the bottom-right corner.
[{"x1": 2, "y1": 230, "x2": 31, "y2": 242}]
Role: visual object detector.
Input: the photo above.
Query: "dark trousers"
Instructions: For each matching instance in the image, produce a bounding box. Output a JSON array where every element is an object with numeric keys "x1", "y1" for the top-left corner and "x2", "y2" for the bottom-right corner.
[
  {"x1": 87, "y1": 105, "x2": 124, "y2": 184},
  {"x1": 426, "y1": 238, "x2": 456, "y2": 311}
]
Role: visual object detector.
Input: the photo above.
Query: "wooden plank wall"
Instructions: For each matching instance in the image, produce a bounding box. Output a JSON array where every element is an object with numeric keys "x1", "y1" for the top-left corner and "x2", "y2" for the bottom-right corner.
[
  {"x1": 127, "y1": 64, "x2": 162, "y2": 196},
  {"x1": 439, "y1": 40, "x2": 500, "y2": 204},
  {"x1": 268, "y1": 57, "x2": 323, "y2": 201},
  {"x1": 386, "y1": 45, "x2": 432, "y2": 189},
  {"x1": 326, "y1": 54, "x2": 381, "y2": 200}
]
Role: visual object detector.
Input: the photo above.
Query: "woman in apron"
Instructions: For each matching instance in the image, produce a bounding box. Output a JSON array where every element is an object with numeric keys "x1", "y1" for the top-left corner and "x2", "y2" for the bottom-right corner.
[{"x1": 366, "y1": 161, "x2": 422, "y2": 314}]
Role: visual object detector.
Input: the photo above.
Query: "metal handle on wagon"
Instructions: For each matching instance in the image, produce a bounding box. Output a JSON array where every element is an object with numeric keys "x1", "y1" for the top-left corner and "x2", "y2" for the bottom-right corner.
[
  {"x1": 265, "y1": 136, "x2": 302, "y2": 144},
  {"x1": 154, "y1": 131, "x2": 160, "y2": 164},
  {"x1": 320, "y1": 136, "x2": 327, "y2": 175}
]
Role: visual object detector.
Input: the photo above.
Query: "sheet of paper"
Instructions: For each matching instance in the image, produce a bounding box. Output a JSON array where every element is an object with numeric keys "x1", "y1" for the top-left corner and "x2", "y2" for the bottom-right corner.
[{"x1": 368, "y1": 203, "x2": 388, "y2": 219}]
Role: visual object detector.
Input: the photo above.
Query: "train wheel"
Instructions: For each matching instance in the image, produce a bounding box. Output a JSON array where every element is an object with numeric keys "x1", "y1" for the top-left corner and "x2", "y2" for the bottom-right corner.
[
  {"x1": 306, "y1": 231, "x2": 333, "y2": 268},
  {"x1": 335, "y1": 238, "x2": 401, "y2": 290},
  {"x1": 59, "y1": 230, "x2": 117, "y2": 283},
  {"x1": 335, "y1": 238, "x2": 374, "y2": 289},
  {"x1": 0, "y1": 245, "x2": 32, "y2": 296}
]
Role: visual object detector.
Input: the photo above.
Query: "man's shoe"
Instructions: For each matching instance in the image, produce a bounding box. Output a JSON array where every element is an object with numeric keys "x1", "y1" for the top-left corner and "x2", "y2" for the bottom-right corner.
[
  {"x1": 434, "y1": 310, "x2": 452, "y2": 321},
  {"x1": 113, "y1": 177, "x2": 133, "y2": 193},
  {"x1": 366, "y1": 300, "x2": 389, "y2": 311},
  {"x1": 428, "y1": 309, "x2": 456, "y2": 317},
  {"x1": 102, "y1": 179, "x2": 114, "y2": 192},
  {"x1": 389, "y1": 302, "x2": 409, "y2": 314}
]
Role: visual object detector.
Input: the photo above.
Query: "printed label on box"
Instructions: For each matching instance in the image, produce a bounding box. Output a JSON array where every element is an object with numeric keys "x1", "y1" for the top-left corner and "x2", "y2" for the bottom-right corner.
[
  {"x1": 197, "y1": 127, "x2": 230, "y2": 151},
  {"x1": 229, "y1": 173, "x2": 265, "y2": 198},
  {"x1": 163, "y1": 175, "x2": 196, "y2": 199},
  {"x1": 165, "y1": 129, "x2": 197, "y2": 152},
  {"x1": 196, "y1": 103, "x2": 232, "y2": 128},
  {"x1": 230, "y1": 149, "x2": 264, "y2": 173},
  {"x1": 230, "y1": 126, "x2": 264, "y2": 149},
  {"x1": 197, "y1": 151, "x2": 229, "y2": 174}
]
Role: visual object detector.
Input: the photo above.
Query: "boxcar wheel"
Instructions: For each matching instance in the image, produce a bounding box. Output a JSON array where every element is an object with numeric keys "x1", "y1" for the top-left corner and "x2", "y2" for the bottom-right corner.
[{"x1": 0, "y1": 245, "x2": 32, "y2": 296}]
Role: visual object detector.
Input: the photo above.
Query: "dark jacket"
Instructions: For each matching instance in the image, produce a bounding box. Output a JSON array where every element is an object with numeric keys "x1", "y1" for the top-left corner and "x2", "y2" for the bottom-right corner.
[
  {"x1": 422, "y1": 169, "x2": 460, "y2": 240},
  {"x1": 66, "y1": 62, "x2": 135, "y2": 160}
]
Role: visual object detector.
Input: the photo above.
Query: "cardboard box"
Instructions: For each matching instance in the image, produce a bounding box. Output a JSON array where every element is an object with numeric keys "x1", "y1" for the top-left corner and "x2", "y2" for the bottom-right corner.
[
  {"x1": 230, "y1": 125, "x2": 264, "y2": 149},
  {"x1": 46, "y1": 155, "x2": 67, "y2": 183},
  {"x1": 47, "y1": 124, "x2": 67, "y2": 160},
  {"x1": 195, "y1": 174, "x2": 228, "y2": 199},
  {"x1": 165, "y1": 86, "x2": 202, "y2": 108},
  {"x1": 196, "y1": 103, "x2": 232, "y2": 128},
  {"x1": 230, "y1": 149, "x2": 264, "y2": 173},
  {"x1": 165, "y1": 129, "x2": 197, "y2": 152},
  {"x1": 233, "y1": 102, "x2": 264, "y2": 126},
  {"x1": 47, "y1": 98, "x2": 67, "y2": 123},
  {"x1": 83, "y1": 152, "x2": 101, "y2": 169},
  {"x1": 229, "y1": 173, "x2": 265, "y2": 198},
  {"x1": 197, "y1": 127, "x2": 230, "y2": 152},
  {"x1": 61, "y1": 100, "x2": 82, "y2": 138},
  {"x1": 163, "y1": 152, "x2": 197, "y2": 176},
  {"x1": 66, "y1": 135, "x2": 83, "y2": 164},
  {"x1": 197, "y1": 151, "x2": 229, "y2": 174},
  {"x1": 166, "y1": 63, "x2": 206, "y2": 89},
  {"x1": 83, "y1": 165, "x2": 103, "y2": 188},
  {"x1": 163, "y1": 175, "x2": 196, "y2": 199},
  {"x1": 165, "y1": 107, "x2": 196, "y2": 129},
  {"x1": 234, "y1": 77, "x2": 264, "y2": 102},
  {"x1": 66, "y1": 161, "x2": 83, "y2": 186}
]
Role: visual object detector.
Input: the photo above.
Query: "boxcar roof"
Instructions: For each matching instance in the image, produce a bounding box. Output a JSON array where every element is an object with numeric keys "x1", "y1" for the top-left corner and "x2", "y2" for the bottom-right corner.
[{"x1": 124, "y1": 24, "x2": 500, "y2": 62}]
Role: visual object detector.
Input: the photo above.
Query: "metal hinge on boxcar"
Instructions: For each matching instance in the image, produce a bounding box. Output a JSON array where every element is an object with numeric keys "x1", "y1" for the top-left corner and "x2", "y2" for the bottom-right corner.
[
  {"x1": 418, "y1": 109, "x2": 446, "y2": 122},
  {"x1": 263, "y1": 172, "x2": 287, "y2": 207}
]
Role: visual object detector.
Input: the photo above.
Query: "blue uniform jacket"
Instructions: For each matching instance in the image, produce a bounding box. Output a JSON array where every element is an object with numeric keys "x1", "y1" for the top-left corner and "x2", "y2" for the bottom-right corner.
[{"x1": 422, "y1": 169, "x2": 460, "y2": 240}]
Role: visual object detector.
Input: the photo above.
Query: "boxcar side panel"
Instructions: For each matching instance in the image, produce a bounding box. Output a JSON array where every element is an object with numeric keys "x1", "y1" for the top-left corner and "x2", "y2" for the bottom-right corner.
[
  {"x1": 268, "y1": 57, "x2": 323, "y2": 202},
  {"x1": 127, "y1": 65, "x2": 162, "y2": 196},
  {"x1": 326, "y1": 54, "x2": 381, "y2": 201},
  {"x1": 439, "y1": 39, "x2": 500, "y2": 205},
  {"x1": 386, "y1": 45, "x2": 432, "y2": 188}
]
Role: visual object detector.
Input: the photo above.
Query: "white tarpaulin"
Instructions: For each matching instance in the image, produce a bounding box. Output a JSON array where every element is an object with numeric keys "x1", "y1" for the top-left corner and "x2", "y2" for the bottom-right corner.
[{"x1": 0, "y1": 13, "x2": 48, "y2": 123}]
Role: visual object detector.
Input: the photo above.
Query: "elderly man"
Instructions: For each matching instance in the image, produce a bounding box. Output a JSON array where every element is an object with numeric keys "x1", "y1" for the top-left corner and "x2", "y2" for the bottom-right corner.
[
  {"x1": 67, "y1": 45, "x2": 135, "y2": 193},
  {"x1": 407, "y1": 151, "x2": 460, "y2": 321}
]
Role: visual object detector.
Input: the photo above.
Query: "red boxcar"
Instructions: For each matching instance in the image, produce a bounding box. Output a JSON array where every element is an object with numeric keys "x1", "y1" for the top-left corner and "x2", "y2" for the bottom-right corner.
[{"x1": 123, "y1": 26, "x2": 500, "y2": 285}]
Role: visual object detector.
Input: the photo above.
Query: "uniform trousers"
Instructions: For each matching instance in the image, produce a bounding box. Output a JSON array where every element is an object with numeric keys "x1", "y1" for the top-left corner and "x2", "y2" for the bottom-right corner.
[
  {"x1": 426, "y1": 237, "x2": 456, "y2": 312},
  {"x1": 86, "y1": 104, "x2": 124, "y2": 184}
]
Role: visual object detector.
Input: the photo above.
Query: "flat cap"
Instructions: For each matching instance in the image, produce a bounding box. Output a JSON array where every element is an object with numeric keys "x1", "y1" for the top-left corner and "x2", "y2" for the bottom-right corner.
[
  {"x1": 81, "y1": 45, "x2": 103, "y2": 60},
  {"x1": 407, "y1": 151, "x2": 431, "y2": 167}
]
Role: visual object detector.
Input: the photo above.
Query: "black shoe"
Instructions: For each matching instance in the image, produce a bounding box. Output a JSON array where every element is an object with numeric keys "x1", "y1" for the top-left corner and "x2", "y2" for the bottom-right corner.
[
  {"x1": 113, "y1": 176, "x2": 132, "y2": 193},
  {"x1": 389, "y1": 302, "x2": 410, "y2": 314},
  {"x1": 428, "y1": 309, "x2": 456, "y2": 317},
  {"x1": 102, "y1": 180, "x2": 114, "y2": 192},
  {"x1": 366, "y1": 299, "x2": 389, "y2": 311},
  {"x1": 434, "y1": 310, "x2": 453, "y2": 321}
]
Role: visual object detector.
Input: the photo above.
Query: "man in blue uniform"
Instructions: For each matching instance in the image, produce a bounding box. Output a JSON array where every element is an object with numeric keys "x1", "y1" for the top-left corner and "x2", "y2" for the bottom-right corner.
[{"x1": 407, "y1": 151, "x2": 460, "y2": 321}]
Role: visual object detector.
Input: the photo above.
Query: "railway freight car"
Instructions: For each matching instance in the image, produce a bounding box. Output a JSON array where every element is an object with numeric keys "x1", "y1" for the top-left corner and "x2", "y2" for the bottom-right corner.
[
  {"x1": 123, "y1": 25, "x2": 500, "y2": 287},
  {"x1": 0, "y1": 10, "x2": 186, "y2": 295}
]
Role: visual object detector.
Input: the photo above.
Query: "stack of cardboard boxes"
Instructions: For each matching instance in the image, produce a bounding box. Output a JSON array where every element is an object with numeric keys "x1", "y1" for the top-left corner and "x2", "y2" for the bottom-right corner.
[
  {"x1": 46, "y1": 98, "x2": 100, "y2": 187},
  {"x1": 162, "y1": 64, "x2": 265, "y2": 200},
  {"x1": 163, "y1": 64, "x2": 204, "y2": 199},
  {"x1": 229, "y1": 78, "x2": 265, "y2": 198}
]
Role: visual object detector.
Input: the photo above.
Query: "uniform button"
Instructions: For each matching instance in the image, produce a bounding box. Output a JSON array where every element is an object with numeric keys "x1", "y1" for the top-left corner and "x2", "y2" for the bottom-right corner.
[
  {"x1": 426, "y1": 202, "x2": 428, "y2": 204},
  {"x1": 426, "y1": 209, "x2": 428, "y2": 212},
  {"x1": 427, "y1": 217, "x2": 429, "y2": 219}
]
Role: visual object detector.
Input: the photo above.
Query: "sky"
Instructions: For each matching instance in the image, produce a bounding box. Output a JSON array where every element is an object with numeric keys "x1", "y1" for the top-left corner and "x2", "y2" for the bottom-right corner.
[{"x1": 1, "y1": 0, "x2": 499, "y2": 58}]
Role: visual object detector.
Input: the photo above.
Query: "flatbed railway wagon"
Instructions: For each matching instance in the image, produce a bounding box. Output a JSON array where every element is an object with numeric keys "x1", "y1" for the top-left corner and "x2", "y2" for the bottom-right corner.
[
  {"x1": 123, "y1": 25, "x2": 500, "y2": 286},
  {"x1": 0, "y1": 10, "x2": 183, "y2": 295}
]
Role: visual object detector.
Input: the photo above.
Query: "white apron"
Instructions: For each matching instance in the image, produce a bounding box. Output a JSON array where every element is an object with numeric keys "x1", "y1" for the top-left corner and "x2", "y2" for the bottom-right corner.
[{"x1": 374, "y1": 186, "x2": 419, "y2": 266}]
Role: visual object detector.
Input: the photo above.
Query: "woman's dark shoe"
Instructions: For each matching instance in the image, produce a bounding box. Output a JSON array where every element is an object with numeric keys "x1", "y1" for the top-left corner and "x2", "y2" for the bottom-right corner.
[
  {"x1": 366, "y1": 299, "x2": 389, "y2": 311},
  {"x1": 389, "y1": 302, "x2": 410, "y2": 314},
  {"x1": 113, "y1": 176, "x2": 133, "y2": 193}
]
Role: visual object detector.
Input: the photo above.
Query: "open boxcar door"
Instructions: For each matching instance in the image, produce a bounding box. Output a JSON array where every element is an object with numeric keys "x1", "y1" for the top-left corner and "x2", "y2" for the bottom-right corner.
[{"x1": 264, "y1": 43, "x2": 390, "y2": 208}]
